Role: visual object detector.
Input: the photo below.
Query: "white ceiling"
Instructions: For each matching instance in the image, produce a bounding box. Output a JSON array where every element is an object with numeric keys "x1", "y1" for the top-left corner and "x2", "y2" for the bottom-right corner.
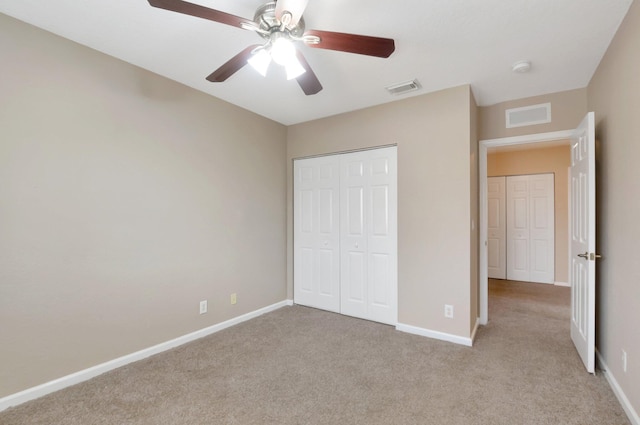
[{"x1": 0, "y1": 0, "x2": 633, "y2": 125}]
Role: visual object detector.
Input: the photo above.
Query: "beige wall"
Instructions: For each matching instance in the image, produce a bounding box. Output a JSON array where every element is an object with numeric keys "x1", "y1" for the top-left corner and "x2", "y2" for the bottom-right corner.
[
  {"x1": 479, "y1": 88, "x2": 587, "y2": 140},
  {"x1": 287, "y1": 85, "x2": 475, "y2": 339},
  {"x1": 0, "y1": 15, "x2": 287, "y2": 397},
  {"x1": 587, "y1": 0, "x2": 640, "y2": 415},
  {"x1": 487, "y1": 145, "x2": 571, "y2": 284}
]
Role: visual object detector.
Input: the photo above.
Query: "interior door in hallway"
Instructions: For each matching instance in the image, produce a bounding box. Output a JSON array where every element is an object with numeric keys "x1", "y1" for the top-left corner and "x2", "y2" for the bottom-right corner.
[
  {"x1": 570, "y1": 112, "x2": 596, "y2": 374},
  {"x1": 487, "y1": 176, "x2": 506, "y2": 279}
]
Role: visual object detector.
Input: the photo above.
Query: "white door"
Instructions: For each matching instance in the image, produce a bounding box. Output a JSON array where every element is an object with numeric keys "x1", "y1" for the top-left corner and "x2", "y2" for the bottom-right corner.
[
  {"x1": 293, "y1": 147, "x2": 397, "y2": 325},
  {"x1": 507, "y1": 176, "x2": 531, "y2": 282},
  {"x1": 570, "y1": 112, "x2": 596, "y2": 374},
  {"x1": 293, "y1": 156, "x2": 340, "y2": 312},
  {"x1": 529, "y1": 174, "x2": 555, "y2": 284},
  {"x1": 340, "y1": 147, "x2": 397, "y2": 325},
  {"x1": 487, "y1": 176, "x2": 506, "y2": 279},
  {"x1": 506, "y1": 174, "x2": 555, "y2": 283}
]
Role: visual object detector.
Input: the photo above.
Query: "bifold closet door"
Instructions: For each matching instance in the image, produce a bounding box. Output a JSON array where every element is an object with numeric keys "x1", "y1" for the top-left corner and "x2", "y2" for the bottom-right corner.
[
  {"x1": 340, "y1": 147, "x2": 397, "y2": 325},
  {"x1": 293, "y1": 147, "x2": 397, "y2": 326},
  {"x1": 506, "y1": 174, "x2": 555, "y2": 284},
  {"x1": 293, "y1": 156, "x2": 340, "y2": 312},
  {"x1": 487, "y1": 176, "x2": 506, "y2": 279}
]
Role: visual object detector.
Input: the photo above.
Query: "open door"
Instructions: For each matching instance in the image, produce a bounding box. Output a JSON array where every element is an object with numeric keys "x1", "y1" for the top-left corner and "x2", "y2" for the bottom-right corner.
[{"x1": 570, "y1": 112, "x2": 597, "y2": 374}]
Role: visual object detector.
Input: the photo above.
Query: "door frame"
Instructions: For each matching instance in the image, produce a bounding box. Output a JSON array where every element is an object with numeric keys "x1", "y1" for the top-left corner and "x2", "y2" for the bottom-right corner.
[{"x1": 479, "y1": 129, "x2": 574, "y2": 325}]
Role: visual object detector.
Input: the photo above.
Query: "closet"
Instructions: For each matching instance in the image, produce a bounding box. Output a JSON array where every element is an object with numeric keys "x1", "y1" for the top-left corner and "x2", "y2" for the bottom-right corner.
[
  {"x1": 487, "y1": 173, "x2": 555, "y2": 284},
  {"x1": 293, "y1": 146, "x2": 397, "y2": 325}
]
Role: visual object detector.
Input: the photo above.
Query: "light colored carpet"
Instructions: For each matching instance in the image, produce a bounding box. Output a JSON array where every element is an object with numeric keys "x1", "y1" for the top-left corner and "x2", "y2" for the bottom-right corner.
[{"x1": 0, "y1": 280, "x2": 630, "y2": 424}]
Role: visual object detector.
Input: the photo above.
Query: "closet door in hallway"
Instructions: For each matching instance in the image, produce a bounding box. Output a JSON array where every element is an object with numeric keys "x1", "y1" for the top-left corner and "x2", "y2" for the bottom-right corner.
[
  {"x1": 487, "y1": 176, "x2": 506, "y2": 279},
  {"x1": 293, "y1": 147, "x2": 397, "y2": 325},
  {"x1": 506, "y1": 174, "x2": 555, "y2": 284}
]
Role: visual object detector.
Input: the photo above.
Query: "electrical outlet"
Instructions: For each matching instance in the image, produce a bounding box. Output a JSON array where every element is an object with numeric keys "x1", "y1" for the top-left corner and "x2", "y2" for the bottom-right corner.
[
  {"x1": 199, "y1": 300, "x2": 207, "y2": 315},
  {"x1": 444, "y1": 304, "x2": 454, "y2": 318},
  {"x1": 230, "y1": 293, "x2": 237, "y2": 305},
  {"x1": 622, "y1": 349, "x2": 627, "y2": 373}
]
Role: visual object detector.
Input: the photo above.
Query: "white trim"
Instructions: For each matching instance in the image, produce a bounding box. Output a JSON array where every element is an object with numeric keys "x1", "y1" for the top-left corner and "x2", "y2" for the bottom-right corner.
[
  {"x1": 396, "y1": 323, "x2": 473, "y2": 347},
  {"x1": 596, "y1": 350, "x2": 640, "y2": 425},
  {"x1": 554, "y1": 281, "x2": 570, "y2": 287},
  {"x1": 479, "y1": 129, "x2": 575, "y2": 325},
  {"x1": 0, "y1": 300, "x2": 291, "y2": 412},
  {"x1": 470, "y1": 318, "x2": 480, "y2": 344}
]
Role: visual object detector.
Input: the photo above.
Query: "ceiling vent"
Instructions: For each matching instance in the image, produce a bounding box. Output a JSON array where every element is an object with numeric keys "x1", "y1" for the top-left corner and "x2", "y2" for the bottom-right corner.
[
  {"x1": 386, "y1": 79, "x2": 421, "y2": 96},
  {"x1": 506, "y1": 103, "x2": 551, "y2": 128}
]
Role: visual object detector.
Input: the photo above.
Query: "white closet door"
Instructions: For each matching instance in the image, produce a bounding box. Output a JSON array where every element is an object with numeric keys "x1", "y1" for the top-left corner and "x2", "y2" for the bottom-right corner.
[
  {"x1": 340, "y1": 147, "x2": 397, "y2": 325},
  {"x1": 506, "y1": 174, "x2": 555, "y2": 284},
  {"x1": 507, "y1": 176, "x2": 531, "y2": 282},
  {"x1": 487, "y1": 176, "x2": 506, "y2": 279},
  {"x1": 529, "y1": 174, "x2": 555, "y2": 284},
  {"x1": 293, "y1": 156, "x2": 340, "y2": 312}
]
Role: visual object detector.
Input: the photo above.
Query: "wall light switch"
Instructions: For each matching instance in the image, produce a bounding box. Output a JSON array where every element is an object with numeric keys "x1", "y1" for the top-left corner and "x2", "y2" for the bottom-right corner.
[{"x1": 199, "y1": 300, "x2": 207, "y2": 314}]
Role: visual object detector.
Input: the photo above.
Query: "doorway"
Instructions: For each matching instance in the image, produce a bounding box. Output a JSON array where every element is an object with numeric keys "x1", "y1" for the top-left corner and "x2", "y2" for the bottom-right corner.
[{"x1": 479, "y1": 130, "x2": 574, "y2": 325}]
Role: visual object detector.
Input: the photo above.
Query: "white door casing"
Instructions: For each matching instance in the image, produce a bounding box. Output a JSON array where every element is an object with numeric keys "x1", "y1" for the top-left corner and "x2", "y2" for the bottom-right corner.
[
  {"x1": 293, "y1": 156, "x2": 340, "y2": 312},
  {"x1": 570, "y1": 112, "x2": 596, "y2": 374},
  {"x1": 487, "y1": 176, "x2": 506, "y2": 279}
]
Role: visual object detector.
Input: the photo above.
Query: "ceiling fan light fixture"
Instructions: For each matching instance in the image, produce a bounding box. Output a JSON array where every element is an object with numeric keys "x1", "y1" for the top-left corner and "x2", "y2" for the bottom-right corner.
[
  {"x1": 285, "y1": 58, "x2": 306, "y2": 80},
  {"x1": 271, "y1": 37, "x2": 296, "y2": 66},
  {"x1": 248, "y1": 48, "x2": 271, "y2": 77}
]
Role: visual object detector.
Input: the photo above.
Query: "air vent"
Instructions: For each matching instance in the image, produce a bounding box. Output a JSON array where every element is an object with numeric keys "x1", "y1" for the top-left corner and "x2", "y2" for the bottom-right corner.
[
  {"x1": 506, "y1": 103, "x2": 551, "y2": 128},
  {"x1": 386, "y1": 79, "x2": 421, "y2": 96}
]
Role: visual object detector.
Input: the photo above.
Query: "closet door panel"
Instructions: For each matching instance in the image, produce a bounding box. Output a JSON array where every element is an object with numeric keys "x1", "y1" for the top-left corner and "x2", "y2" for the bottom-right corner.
[
  {"x1": 529, "y1": 174, "x2": 555, "y2": 283},
  {"x1": 293, "y1": 157, "x2": 340, "y2": 312},
  {"x1": 507, "y1": 176, "x2": 531, "y2": 282},
  {"x1": 341, "y1": 147, "x2": 397, "y2": 325},
  {"x1": 341, "y1": 157, "x2": 368, "y2": 319},
  {"x1": 487, "y1": 176, "x2": 506, "y2": 279}
]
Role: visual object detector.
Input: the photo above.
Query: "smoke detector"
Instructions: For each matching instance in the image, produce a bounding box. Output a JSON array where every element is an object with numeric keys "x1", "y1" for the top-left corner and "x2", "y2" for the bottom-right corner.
[{"x1": 512, "y1": 61, "x2": 532, "y2": 73}]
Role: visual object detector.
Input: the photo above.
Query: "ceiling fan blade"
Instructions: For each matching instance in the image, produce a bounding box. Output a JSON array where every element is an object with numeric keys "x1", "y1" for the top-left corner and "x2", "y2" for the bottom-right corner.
[
  {"x1": 148, "y1": 0, "x2": 252, "y2": 29},
  {"x1": 206, "y1": 45, "x2": 261, "y2": 82},
  {"x1": 304, "y1": 30, "x2": 395, "y2": 58},
  {"x1": 275, "y1": 0, "x2": 309, "y2": 27},
  {"x1": 295, "y1": 50, "x2": 322, "y2": 95}
]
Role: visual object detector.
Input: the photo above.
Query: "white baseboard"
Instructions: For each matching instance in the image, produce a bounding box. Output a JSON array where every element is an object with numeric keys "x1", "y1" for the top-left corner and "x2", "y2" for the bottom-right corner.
[
  {"x1": 396, "y1": 323, "x2": 473, "y2": 347},
  {"x1": 0, "y1": 299, "x2": 292, "y2": 412},
  {"x1": 596, "y1": 349, "x2": 640, "y2": 425},
  {"x1": 554, "y1": 281, "x2": 570, "y2": 287}
]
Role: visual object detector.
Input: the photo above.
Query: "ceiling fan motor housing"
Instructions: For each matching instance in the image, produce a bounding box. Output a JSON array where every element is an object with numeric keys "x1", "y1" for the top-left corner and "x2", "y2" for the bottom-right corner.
[{"x1": 254, "y1": 2, "x2": 306, "y2": 40}]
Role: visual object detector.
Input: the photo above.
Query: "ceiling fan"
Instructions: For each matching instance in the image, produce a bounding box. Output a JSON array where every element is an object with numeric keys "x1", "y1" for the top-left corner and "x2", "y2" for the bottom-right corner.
[{"x1": 147, "y1": 0, "x2": 396, "y2": 95}]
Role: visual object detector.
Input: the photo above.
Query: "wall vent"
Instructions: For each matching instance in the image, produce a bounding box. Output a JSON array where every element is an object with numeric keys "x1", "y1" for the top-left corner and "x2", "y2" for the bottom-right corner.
[
  {"x1": 505, "y1": 103, "x2": 551, "y2": 128},
  {"x1": 386, "y1": 79, "x2": 421, "y2": 96}
]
